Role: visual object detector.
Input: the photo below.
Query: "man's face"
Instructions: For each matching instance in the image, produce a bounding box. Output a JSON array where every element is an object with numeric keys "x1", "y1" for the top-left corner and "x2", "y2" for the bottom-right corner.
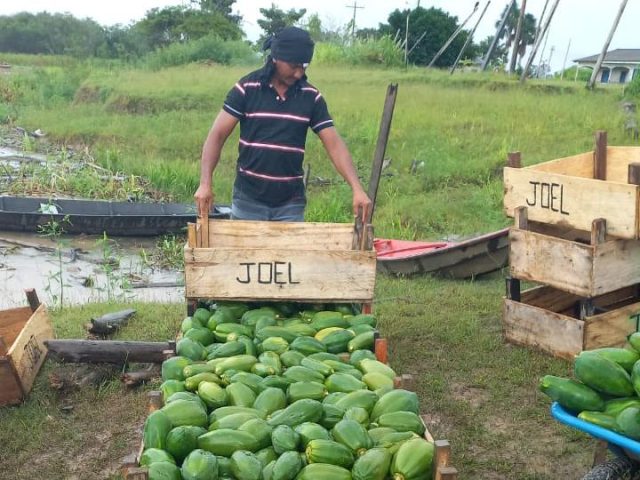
[{"x1": 273, "y1": 59, "x2": 308, "y2": 86}]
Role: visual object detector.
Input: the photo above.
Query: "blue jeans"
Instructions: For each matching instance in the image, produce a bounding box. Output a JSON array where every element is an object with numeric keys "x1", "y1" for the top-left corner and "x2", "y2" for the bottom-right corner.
[{"x1": 231, "y1": 188, "x2": 305, "y2": 221}]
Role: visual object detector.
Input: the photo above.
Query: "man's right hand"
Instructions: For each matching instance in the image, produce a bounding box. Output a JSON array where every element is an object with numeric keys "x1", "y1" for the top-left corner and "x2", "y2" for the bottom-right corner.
[{"x1": 194, "y1": 184, "x2": 214, "y2": 219}]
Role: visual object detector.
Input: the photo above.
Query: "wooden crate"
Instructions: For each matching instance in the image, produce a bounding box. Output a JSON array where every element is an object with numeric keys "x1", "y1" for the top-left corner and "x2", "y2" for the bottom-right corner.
[
  {"x1": 503, "y1": 134, "x2": 640, "y2": 239},
  {"x1": 509, "y1": 207, "x2": 640, "y2": 297},
  {"x1": 0, "y1": 289, "x2": 53, "y2": 406},
  {"x1": 503, "y1": 282, "x2": 640, "y2": 360},
  {"x1": 184, "y1": 219, "x2": 376, "y2": 304}
]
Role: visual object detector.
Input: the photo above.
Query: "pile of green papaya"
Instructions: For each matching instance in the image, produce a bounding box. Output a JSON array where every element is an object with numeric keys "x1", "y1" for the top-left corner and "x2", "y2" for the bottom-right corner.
[
  {"x1": 140, "y1": 302, "x2": 435, "y2": 480},
  {"x1": 539, "y1": 333, "x2": 640, "y2": 440}
]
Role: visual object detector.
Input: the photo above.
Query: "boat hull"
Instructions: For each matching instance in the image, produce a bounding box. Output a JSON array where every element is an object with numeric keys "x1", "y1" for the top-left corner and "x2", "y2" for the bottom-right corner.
[
  {"x1": 0, "y1": 196, "x2": 230, "y2": 236},
  {"x1": 375, "y1": 228, "x2": 509, "y2": 279}
]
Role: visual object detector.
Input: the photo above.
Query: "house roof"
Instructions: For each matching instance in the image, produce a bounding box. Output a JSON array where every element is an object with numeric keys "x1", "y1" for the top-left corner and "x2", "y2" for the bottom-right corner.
[{"x1": 574, "y1": 48, "x2": 640, "y2": 63}]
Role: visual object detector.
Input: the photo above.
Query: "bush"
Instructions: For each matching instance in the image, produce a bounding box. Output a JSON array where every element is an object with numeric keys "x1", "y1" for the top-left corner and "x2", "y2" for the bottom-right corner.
[
  {"x1": 142, "y1": 36, "x2": 258, "y2": 70},
  {"x1": 314, "y1": 36, "x2": 403, "y2": 68}
]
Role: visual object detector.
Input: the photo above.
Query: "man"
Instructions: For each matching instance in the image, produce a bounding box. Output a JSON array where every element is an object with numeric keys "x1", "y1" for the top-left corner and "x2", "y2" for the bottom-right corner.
[{"x1": 194, "y1": 26, "x2": 371, "y2": 222}]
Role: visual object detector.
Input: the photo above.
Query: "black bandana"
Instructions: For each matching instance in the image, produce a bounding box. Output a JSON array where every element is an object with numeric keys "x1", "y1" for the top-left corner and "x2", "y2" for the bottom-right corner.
[{"x1": 263, "y1": 27, "x2": 314, "y2": 64}]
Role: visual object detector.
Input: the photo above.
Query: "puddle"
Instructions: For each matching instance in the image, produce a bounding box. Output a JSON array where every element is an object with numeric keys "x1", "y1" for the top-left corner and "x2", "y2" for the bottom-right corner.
[{"x1": 0, "y1": 231, "x2": 185, "y2": 309}]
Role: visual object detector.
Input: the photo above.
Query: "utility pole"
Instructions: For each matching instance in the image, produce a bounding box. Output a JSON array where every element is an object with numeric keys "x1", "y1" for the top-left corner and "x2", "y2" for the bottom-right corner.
[
  {"x1": 428, "y1": 1, "x2": 479, "y2": 67},
  {"x1": 481, "y1": 0, "x2": 516, "y2": 71},
  {"x1": 405, "y1": 9, "x2": 410, "y2": 66},
  {"x1": 519, "y1": 0, "x2": 560, "y2": 83},
  {"x1": 508, "y1": 0, "x2": 526, "y2": 74},
  {"x1": 450, "y1": 1, "x2": 492, "y2": 75},
  {"x1": 346, "y1": 2, "x2": 364, "y2": 39},
  {"x1": 531, "y1": 0, "x2": 550, "y2": 48},
  {"x1": 560, "y1": 38, "x2": 571, "y2": 80},
  {"x1": 588, "y1": 0, "x2": 629, "y2": 89}
]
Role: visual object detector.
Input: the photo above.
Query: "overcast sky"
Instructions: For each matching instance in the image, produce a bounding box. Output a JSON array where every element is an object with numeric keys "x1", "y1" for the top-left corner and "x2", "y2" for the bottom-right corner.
[{"x1": 0, "y1": 0, "x2": 637, "y2": 72}]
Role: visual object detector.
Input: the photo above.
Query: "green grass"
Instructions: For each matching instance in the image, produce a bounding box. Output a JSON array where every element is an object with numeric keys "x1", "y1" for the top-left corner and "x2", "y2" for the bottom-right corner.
[{"x1": 1, "y1": 58, "x2": 631, "y2": 478}]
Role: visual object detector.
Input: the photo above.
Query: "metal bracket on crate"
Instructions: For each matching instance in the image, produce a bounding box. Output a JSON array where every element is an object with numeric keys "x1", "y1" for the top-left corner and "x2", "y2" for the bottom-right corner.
[{"x1": 505, "y1": 277, "x2": 521, "y2": 302}]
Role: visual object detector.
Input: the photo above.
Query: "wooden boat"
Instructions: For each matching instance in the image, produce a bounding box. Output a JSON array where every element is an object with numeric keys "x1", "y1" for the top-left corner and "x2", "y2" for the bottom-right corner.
[
  {"x1": 0, "y1": 196, "x2": 230, "y2": 236},
  {"x1": 374, "y1": 228, "x2": 509, "y2": 278}
]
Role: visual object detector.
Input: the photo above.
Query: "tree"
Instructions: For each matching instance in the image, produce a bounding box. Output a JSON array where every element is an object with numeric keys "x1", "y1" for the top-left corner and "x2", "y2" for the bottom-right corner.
[
  {"x1": 189, "y1": 0, "x2": 241, "y2": 25},
  {"x1": 496, "y1": 3, "x2": 537, "y2": 68},
  {"x1": 380, "y1": 7, "x2": 469, "y2": 67},
  {"x1": 257, "y1": 4, "x2": 307, "y2": 46},
  {"x1": 133, "y1": 5, "x2": 242, "y2": 50}
]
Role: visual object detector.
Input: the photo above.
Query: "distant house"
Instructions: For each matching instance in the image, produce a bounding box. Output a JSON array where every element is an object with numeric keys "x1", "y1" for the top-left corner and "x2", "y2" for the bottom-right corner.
[{"x1": 574, "y1": 49, "x2": 640, "y2": 84}]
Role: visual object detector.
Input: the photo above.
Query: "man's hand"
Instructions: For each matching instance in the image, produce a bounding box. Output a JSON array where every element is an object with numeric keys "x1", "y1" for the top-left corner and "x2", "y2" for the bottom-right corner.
[
  {"x1": 353, "y1": 188, "x2": 372, "y2": 222},
  {"x1": 194, "y1": 184, "x2": 214, "y2": 219}
]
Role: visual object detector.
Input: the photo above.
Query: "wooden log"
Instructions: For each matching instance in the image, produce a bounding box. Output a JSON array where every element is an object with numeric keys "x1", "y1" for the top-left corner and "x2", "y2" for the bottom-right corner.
[
  {"x1": 121, "y1": 365, "x2": 160, "y2": 387},
  {"x1": 45, "y1": 340, "x2": 174, "y2": 364},
  {"x1": 86, "y1": 309, "x2": 136, "y2": 335}
]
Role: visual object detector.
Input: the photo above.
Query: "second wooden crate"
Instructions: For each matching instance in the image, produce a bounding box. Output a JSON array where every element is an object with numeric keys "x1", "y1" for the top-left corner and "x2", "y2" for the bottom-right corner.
[{"x1": 184, "y1": 219, "x2": 376, "y2": 304}]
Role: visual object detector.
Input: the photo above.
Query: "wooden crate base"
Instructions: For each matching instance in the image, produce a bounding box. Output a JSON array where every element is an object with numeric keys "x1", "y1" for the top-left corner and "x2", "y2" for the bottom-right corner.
[{"x1": 503, "y1": 283, "x2": 640, "y2": 359}]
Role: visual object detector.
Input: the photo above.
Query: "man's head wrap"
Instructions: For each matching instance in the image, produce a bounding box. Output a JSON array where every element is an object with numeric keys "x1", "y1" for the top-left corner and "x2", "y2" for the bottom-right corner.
[{"x1": 263, "y1": 27, "x2": 314, "y2": 65}]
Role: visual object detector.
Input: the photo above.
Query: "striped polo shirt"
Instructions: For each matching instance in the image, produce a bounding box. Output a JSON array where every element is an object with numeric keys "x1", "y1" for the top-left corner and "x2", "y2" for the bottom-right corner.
[{"x1": 223, "y1": 64, "x2": 334, "y2": 206}]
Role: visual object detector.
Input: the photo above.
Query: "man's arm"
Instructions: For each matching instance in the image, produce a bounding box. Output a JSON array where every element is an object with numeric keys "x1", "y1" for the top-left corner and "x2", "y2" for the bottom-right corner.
[
  {"x1": 194, "y1": 110, "x2": 239, "y2": 217},
  {"x1": 318, "y1": 126, "x2": 372, "y2": 220}
]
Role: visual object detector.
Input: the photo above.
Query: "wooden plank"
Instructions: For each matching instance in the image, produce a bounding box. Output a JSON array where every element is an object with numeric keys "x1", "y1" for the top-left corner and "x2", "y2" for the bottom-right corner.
[
  {"x1": 187, "y1": 223, "x2": 196, "y2": 248},
  {"x1": 503, "y1": 297, "x2": 584, "y2": 360},
  {"x1": 45, "y1": 340, "x2": 173, "y2": 364},
  {"x1": 527, "y1": 152, "x2": 593, "y2": 177},
  {"x1": 509, "y1": 228, "x2": 594, "y2": 297},
  {"x1": 25, "y1": 288, "x2": 41, "y2": 312},
  {"x1": 593, "y1": 131, "x2": 607, "y2": 180},
  {"x1": 0, "y1": 358, "x2": 24, "y2": 406},
  {"x1": 607, "y1": 147, "x2": 640, "y2": 183},
  {"x1": 520, "y1": 284, "x2": 581, "y2": 312},
  {"x1": 583, "y1": 298, "x2": 640, "y2": 350},
  {"x1": 504, "y1": 167, "x2": 639, "y2": 239},
  {"x1": 184, "y1": 248, "x2": 376, "y2": 302},
  {"x1": 6, "y1": 305, "x2": 52, "y2": 395},
  {"x1": 434, "y1": 439, "x2": 452, "y2": 480},
  {"x1": 202, "y1": 220, "x2": 356, "y2": 250},
  {"x1": 591, "y1": 239, "x2": 640, "y2": 296},
  {"x1": 507, "y1": 151, "x2": 522, "y2": 168}
]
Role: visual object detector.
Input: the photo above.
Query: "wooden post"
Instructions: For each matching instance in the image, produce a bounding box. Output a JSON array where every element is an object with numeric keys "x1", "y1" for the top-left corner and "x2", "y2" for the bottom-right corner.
[
  {"x1": 520, "y1": 0, "x2": 560, "y2": 83},
  {"x1": 186, "y1": 300, "x2": 198, "y2": 317},
  {"x1": 374, "y1": 337, "x2": 388, "y2": 364},
  {"x1": 514, "y1": 206, "x2": 528, "y2": 230},
  {"x1": 506, "y1": 278, "x2": 521, "y2": 302},
  {"x1": 594, "y1": 131, "x2": 607, "y2": 180},
  {"x1": 482, "y1": 0, "x2": 515, "y2": 71},
  {"x1": 587, "y1": 0, "x2": 629, "y2": 89},
  {"x1": 591, "y1": 219, "x2": 606, "y2": 245},
  {"x1": 429, "y1": 1, "x2": 479, "y2": 67},
  {"x1": 629, "y1": 162, "x2": 640, "y2": 185},
  {"x1": 400, "y1": 373, "x2": 416, "y2": 392},
  {"x1": 366, "y1": 83, "x2": 398, "y2": 224},
  {"x1": 507, "y1": 151, "x2": 522, "y2": 168},
  {"x1": 509, "y1": 0, "x2": 527, "y2": 74},
  {"x1": 439, "y1": 467, "x2": 459, "y2": 479},
  {"x1": 450, "y1": 0, "x2": 490, "y2": 75},
  {"x1": 434, "y1": 440, "x2": 452, "y2": 480},
  {"x1": 24, "y1": 288, "x2": 40, "y2": 312}
]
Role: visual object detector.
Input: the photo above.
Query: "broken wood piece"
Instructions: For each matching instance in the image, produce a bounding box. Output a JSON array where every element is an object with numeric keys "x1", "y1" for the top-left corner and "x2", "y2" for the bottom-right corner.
[
  {"x1": 86, "y1": 309, "x2": 136, "y2": 335},
  {"x1": 122, "y1": 365, "x2": 161, "y2": 387},
  {"x1": 45, "y1": 340, "x2": 174, "y2": 364}
]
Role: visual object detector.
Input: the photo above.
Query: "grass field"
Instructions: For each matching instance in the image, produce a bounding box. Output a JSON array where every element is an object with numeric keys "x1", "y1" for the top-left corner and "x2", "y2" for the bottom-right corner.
[{"x1": 1, "y1": 58, "x2": 636, "y2": 479}]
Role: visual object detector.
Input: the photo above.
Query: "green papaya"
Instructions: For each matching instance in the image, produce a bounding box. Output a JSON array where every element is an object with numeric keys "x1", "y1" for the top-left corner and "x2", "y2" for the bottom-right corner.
[
  {"x1": 267, "y1": 399, "x2": 324, "y2": 427},
  {"x1": 181, "y1": 449, "x2": 218, "y2": 480},
  {"x1": 272, "y1": 424, "x2": 301, "y2": 454},
  {"x1": 198, "y1": 429, "x2": 260, "y2": 456},
  {"x1": 143, "y1": 410, "x2": 172, "y2": 450},
  {"x1": 575, "y1": 351, "x2": 634, "y2": 397},
  {"x1": 272, "y1": 450, "x2": 303, "y2": 480},
  {"x1": 231, "y1": 450, "x2": 263, "y2": 480},
  {"x1": 294, "y1": 422, "x2": 331, "y2": 448},
  {"x1": 185, "y1": 372, "x2": 221, "y2": 392},
  {"x1": 331, "y1": 419, "x2": 373, "y2": 456},
  {"x1": 254, "y1": 387, "x2": 287, "y2": 416},
  {"x1": 166, "y1": 425, "x2": 207, "y2": 463},
  {"x1": 538, "y1": 375, "x2": 605, "y2": 413},
  {"x1": 305, "y1": 439, "x2": 354, "y2": 469},
  {"x1": 351, "y1": 447, "x2": 390, "y2": 480},
  {"x1": 390, "y1": 438, "x2": 434, "y2": 479},
  {"x1": 140, "y1": 448, "x2": 176, "y2": 466}
]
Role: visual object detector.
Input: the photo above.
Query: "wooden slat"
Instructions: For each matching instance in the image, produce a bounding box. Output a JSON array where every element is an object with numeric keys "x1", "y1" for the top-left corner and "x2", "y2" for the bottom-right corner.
[
  {"x1": 503, "y1": 297, "x2": 584, "y2": 360},
  {"x1": 185, "y1": 248, "x2": 376, "y2": 302},
  {"x1": 593, "y1": 131, "x2": 607, "y2": 180},
  {"x1": 583, "y1": 298, "x2": 640, "y2": 350},
  {"x1": 202, "y1": 220, "x2": 356, "y2": 249},
  {"x1": 520, "y1": 285, "x2": 581, "y2": 311},
  {"x1": 607, "y1": 147, "x2": 640, "y2": 182},
  {"x1": 527, "y1": 152, "x2": 593, "y2": 177},
  {"x1": 504, "y1": 167, "x2": 639, "y2": 239},
  {"x1": 6, "y1": 304, "x2": 52, "y2": 395},
  {"x1": 591, "y1": 240, "x2": 640, "y2": 296},
  {"x1": 509, "y1": 228, "x2": 594, "y2": 296}
]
